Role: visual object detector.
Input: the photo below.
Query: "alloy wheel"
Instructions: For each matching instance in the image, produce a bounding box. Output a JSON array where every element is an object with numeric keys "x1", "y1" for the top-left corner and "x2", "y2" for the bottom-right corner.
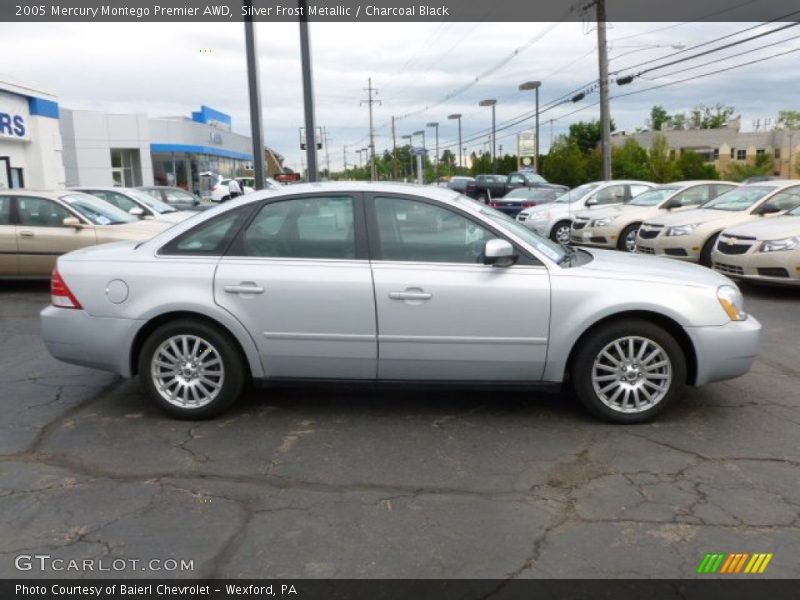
[{"x1": 150, "y1": 334, "x2": 225, "y2": 409}]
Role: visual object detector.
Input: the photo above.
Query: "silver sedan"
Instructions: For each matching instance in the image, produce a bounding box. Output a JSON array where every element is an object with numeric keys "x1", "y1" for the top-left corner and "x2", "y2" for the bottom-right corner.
[{"x1": 40, "y1": 183, "x2": 761, "y2": 423}]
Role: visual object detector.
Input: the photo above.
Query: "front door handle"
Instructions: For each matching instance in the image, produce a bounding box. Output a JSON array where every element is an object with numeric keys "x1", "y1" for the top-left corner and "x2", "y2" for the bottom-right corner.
[
  {"x1": 224, "y1": 283, "x2": 264, "y2": 295},
  {"x1": 389, "y1": 290, "x2": 432, "y2": 301},
  {"x1": 19, "y1": 230, "x2": 34, "y2": 238}
]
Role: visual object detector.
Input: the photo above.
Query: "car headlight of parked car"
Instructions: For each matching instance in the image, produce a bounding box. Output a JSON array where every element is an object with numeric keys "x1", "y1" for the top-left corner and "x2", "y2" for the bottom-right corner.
[
  {"x1": 666, "y1": 223, "x2": 702, "y2": 236},
  {"x1": 717, "y1": 285, "x2": 747, "y2": 321},
  {"x1": 591, "y1": 216, "x2": 617, "y2": 227},
  {"x1": 759, "y1": 236, "x2": 800, "y2": 253}
]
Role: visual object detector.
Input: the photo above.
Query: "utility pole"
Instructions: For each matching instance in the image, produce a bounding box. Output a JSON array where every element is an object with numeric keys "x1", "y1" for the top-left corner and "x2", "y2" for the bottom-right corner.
[
  {"x1": 342, "y1": 145, "x2": 348, "y2": 179},
  {"x1": 298, "y1": 0, "x2": 318, "y2": 182},
  {"x1": 243, "y1": 0, "x2": 265, "y2": 190},
  {"x1": 391, "y1": 115, "x2": 397, "y2": 179},
  {"x1": 448, "y1": 114, "x2": 462, "y2": 170},
  {"x1": 361, "y1": 78, "x2": 381, "y2": 181},
  {"x1": 596, "y1": 0, "x2": 612, "y2": 180},
  {"x1": 322, "y1": 127, "x2": 331, "y2": 177},
  {"x1": 427, "y1": 122, "x2": 439, "y2": 181}
]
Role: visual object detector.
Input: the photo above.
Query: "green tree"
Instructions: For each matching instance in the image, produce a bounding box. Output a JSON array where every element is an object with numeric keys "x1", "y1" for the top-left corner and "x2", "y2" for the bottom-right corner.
[
  {"x1": 567, "y1": 119, "x2": 614, "y2": 154},
  {"x1": 690, "y1": 103, "x2": 735, "y2": 129},
  {"x1": 774, "y1": 110, "x2": 800, "y2": 131},
  {"x1": 675, "y1": 150, "x2": 719, "y2": 180},
  {"x1": 670, "y1": 112, "x2": 688, "y2": 130},
  {"x1": 612, "y1": 139, "x2": 650, "y2": 180},
  {"x1": 648, "y1": 134, "x2": 680, "y2": 182},
  {"x1": 724, "y1": 153, "x2": 775, "y2": 182},
  {"x1": 649, "y1": 105, "x2": 670, "y2": 131},
  {"x1": 541, "y1": 138, "x2": 589, "y2": 188}
]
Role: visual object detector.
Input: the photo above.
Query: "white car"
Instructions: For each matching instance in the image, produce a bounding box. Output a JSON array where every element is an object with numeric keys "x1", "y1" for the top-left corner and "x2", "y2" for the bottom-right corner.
[
  {"x1": 517, "y1": 180, "x2": 655, "y2": 244},
  {"x1": 208, "y1": 176, "x2": 280, "y2": 202}
]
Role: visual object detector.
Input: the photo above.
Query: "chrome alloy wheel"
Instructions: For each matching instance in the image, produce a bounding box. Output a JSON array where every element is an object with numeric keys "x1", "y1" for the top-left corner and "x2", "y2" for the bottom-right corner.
[
  {"x1": 150, "y1": 335, "x2": 224, "y2": 409},
  {"x1": 624, "y1": 229, "x2": 638, "y2": 252},
  {"x1": 591, "y1": 336, "x2": 672, "y2": 413},
  {"x1": 555, "y1": 224, "x2": 571, "y2": 245}
]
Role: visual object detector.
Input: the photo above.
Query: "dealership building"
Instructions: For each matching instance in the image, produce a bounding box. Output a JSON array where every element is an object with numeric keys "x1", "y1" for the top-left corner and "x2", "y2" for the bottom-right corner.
[
  {"x1": 1, "y1": 75, "x2": 283, "y2": 194},
  {"x1": 0, "y1": 76, "x2": 65, "y2": 190}
]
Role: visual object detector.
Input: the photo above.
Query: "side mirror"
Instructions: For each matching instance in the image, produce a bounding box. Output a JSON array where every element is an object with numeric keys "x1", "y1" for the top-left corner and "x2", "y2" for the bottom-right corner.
[
  {"x1": 756, "y1": 203, "x2": 780, "y2": 216},
  {"x1": 483, "y1": 238, "x2": 517, "y2": 267},
  {"x1": 62, "y1": 217, "x2": 82, "y2": 229},
  {"x1": 663, "y1": 198, "x2": 682, "y2": 210},
  {"x1": 584, "y1": 197, "x2": 598, "y2": 207},
  {"x1": 128, "y1": 207, "x2": 145, "y2": 218}
]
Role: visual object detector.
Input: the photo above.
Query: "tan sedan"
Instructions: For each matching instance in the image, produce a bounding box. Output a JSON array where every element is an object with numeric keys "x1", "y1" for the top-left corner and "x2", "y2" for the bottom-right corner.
[
  {"x1": 713, "y1": 203, "x2": 800, "y2": 286},
  {"x1": 571, "y1": 181, "x2": 737, "y2": 252},
  {"x1": 636, "y1": 181, "x2": 800, "y2": 266},
  {"x1": 0, "y1": 190, "x2": 175, "y2": 278}
]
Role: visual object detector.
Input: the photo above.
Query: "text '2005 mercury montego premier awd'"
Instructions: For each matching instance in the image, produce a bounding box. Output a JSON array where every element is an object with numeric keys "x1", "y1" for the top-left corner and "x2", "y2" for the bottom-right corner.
[{"x1": 41, "y1": 183, "x2": 761, "y2": 423}]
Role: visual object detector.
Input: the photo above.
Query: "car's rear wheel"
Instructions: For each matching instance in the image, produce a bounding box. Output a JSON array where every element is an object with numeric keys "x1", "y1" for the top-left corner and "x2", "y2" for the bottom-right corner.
[
  {"x1": 617, "y1": 223, "x2": 641, "y2": 252},
  {"x1": 699, "y1": 233, "x2": 720, "y2": 267},
  {"x1": 139, "y1": 320, "x2": 246, "y2": 419},
  {"x1": 551, "y1": 221, "x2": 572, "y2": 245},
  {"x1": 571, "y1": 320, "x2": 686, "y2": 423}
]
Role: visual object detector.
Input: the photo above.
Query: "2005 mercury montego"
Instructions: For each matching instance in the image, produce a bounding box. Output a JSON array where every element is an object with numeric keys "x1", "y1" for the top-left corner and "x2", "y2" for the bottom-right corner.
[{"x1": 41, "y1": 183, "x2": 761, "y2": 423}]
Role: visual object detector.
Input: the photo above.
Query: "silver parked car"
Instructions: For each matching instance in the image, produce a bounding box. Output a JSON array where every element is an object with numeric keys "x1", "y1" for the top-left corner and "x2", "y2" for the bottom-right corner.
[{"x1": 41, "y1": 183, "x2": 761, "y2": 423}]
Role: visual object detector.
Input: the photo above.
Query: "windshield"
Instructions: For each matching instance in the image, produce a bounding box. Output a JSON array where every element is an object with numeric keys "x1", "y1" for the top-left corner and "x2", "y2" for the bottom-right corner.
[
  {"x1": 628, "y1": 186, "x2": 680, "y2": 207},
  {"x1": 454, "y1": 195, "x2": 567, "y2": 263},
  {"x1": 60, "y1": 193, "x2": 137, "y2": 225},
  {"x1": 126, "y1": 189, "x2": 178, "y2": 213},
  {"x1": 702, "y1": 186, "x2": 772, "y2": 212},
  {"x1": 790, "y1": 204, "x2": 800, "y2": 216},
  {"x1": 555, "y1": 183, "x2": 600, "y2": 204}
]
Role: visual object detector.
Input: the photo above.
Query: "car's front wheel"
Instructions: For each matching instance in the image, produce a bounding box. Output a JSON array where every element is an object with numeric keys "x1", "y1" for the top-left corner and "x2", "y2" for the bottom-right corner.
[
  {"x1": 571, "y1": 320, "x2": 686, "y2": 423},
  {"x1": 138, "y1": 320, "x2": 246, "y2": 419},
  {"x1": 617, "y1": 223, "x2": 641, "y2": 252},
  {"x1": 551, "y1": 221, "x2": 572, "y2": 244}
]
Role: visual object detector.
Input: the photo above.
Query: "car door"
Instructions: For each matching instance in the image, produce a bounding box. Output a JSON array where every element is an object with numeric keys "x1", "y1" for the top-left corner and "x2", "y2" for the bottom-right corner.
[
  {"x1": 0, "y1": 195, "x2": 17, "y2": 276},
  {"x1": 16, "y1": 196, "x2": 97, "y2": 276},
  {"x1": 214, "y1": 193, "x2": 377, "y2": 379},
  {"x1": 367, "y1": 194, "x2": 551, "y2": 381}
]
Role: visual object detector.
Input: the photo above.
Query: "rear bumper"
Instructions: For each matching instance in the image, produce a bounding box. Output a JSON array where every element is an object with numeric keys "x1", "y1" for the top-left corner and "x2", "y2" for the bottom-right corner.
[
  {"x1": 41, "y1": 306, "x2": 142, "y2": 377},
  {"x1": 685, "y1": 316, "x2": 761, "y2": 386}
]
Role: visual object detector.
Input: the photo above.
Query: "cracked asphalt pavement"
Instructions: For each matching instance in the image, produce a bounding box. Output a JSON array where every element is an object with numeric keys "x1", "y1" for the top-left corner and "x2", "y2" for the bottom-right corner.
[{"x1": 2, "y1": 281, "x2": 799, "y2": 579}]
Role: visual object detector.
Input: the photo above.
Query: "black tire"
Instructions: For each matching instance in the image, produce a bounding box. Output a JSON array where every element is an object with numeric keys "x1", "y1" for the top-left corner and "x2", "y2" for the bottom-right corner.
[
  {"x1": 571, "y1": 319, "x2": 686, "y2": 424},
  {"x1": 550, "y1": 221, "x2": 572, "y2": 244},
  {"x1": 617, "y1": 222, "x2": 641, "y2": 252},
  {"x1": 138, "y1": 319, "x2": 246, "y2": 419},
  {"x1": 699, "y1": 233, "x2": 720, "y2": 267}
]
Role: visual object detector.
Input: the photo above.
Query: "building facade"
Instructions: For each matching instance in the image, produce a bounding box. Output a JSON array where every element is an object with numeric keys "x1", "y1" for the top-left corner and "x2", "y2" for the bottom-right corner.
[
  {"x1": 0, "y1": 75, "x2": 65, "y2": 190},
  {"x1": 612, "y1": 121, "x2": 800, "y2": 178}
]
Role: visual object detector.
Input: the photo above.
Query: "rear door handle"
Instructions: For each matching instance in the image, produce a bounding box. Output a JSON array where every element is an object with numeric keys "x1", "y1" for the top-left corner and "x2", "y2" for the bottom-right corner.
[
  {"x1": 19, "y1": 230, "x2": 34, "y2": 238},
  {"x1": 224, "y1": 283, "x2": 264, "y2": 295},
  {"x1": 389, "y1": 290, "x2": 432, "y2": 301}
]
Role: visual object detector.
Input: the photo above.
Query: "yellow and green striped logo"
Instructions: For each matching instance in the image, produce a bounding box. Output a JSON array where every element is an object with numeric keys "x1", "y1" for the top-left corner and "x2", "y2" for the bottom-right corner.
[{"x1": 697, "y1": 553, "x2": 773, "y2": 574}]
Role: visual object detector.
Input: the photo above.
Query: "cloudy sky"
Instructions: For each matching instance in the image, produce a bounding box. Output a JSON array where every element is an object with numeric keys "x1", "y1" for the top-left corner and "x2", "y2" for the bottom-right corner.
[{"x1": 2, "y1": 20, "x2": 798, "y2": 171}]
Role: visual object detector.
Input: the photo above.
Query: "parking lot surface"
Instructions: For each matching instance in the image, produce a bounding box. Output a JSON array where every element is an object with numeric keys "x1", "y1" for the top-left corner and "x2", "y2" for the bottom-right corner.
[{"x1": 1, "y1": 281, "x2": 799, "y2": 579}]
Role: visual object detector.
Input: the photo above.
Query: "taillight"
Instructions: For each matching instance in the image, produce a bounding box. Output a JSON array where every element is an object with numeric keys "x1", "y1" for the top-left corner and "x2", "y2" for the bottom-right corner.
[
  {"x1": 51, "y1": 268, "x2": 83, "y2": 309},
  {"x1": 522, "y1": 201, "x2": 537, "y2": 208}
]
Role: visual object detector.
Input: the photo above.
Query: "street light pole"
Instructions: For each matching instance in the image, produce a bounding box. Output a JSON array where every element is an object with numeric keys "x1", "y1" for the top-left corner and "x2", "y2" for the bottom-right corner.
[
  {"x1": 414, "y1": 129, "x2": 426, "y2": 183},
  {"x1": 479, "y1": 99, "x2": 497, "y2": 170},
  {"x1": 448, "y1": 114, "x2": 462, "y2": 170},
  {"x1": 401, "y1": 134, "x2": 413, "y2": 178},
  {"x1": 298, "y1": 0, "x2": 318, "y2": 182},
  {"x1": 427, "y1": 122, "x2": 439, "y2": 180},
  {"x1": 243, "y1": 0, "x2": 266, "y2": 190},
  {"x1": 519, "y1": 81, "x2": 542, "y2": 172}
]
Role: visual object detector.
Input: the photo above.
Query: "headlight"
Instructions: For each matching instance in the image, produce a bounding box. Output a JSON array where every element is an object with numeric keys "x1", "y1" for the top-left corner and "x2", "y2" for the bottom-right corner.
[
  {"x1": 591, "y1": 216, "x2": 616, "y2": 227},
  {"x1": 717, "y1": 285, "x2": 747, "y2": 321},
  {"x1": 666, "y1": 223, "x2": 702, "y2": 236},
  {"x1": 759, "y1": 236, "x2": 800, "y2": 253}
]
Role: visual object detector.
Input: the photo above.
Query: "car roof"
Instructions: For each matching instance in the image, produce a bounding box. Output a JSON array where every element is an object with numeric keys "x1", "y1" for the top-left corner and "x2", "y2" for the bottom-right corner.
[
  {"x1": 71, "y1": 186, "x2": 139, "y2": 193},
  {"x1": 0, "y1": 189, "x2": 92, "y2": 200},
  {"x1": 743, "y1": 179, "x2": 800, "y2": 188}
]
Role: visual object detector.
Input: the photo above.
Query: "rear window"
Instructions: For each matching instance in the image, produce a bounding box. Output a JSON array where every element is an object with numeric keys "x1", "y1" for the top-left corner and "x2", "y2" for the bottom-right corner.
[{"x1": 160, "y1": 208, "x2": 250, "y2": 255}]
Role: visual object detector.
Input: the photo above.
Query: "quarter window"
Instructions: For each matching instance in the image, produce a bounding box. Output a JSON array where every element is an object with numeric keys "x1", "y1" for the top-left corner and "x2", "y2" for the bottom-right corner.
[
  {"x1": 373, "y1": 196, "x2": 495, "y2": 264},
  {"x1": 17, "y1": 197, "x2": 71, "y2": 227},
  {"x1": 239, "y1": 196, "x2": 356, "y2": 259},
  {"x1": 161, "y1": 209, "x2": 246, "y2": 255}
]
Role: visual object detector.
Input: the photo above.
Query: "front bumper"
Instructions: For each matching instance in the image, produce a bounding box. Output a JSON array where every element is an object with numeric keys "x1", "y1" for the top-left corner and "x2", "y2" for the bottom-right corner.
[
  {"x1": 712, "y1": 249, "x2": 800, "y2": 287},
  {"x1": 636, "y1": 234, "x2": 700, "y2": 261},
  {"x1": 41, "y1": 306, "x2": 143, "y2": 377},
  {"x1": 685, "y1": 316, "x2": 762, "y2": 386},
  {"x1": 570, "y1": 223, "x2": 617, "y2": 248}
]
